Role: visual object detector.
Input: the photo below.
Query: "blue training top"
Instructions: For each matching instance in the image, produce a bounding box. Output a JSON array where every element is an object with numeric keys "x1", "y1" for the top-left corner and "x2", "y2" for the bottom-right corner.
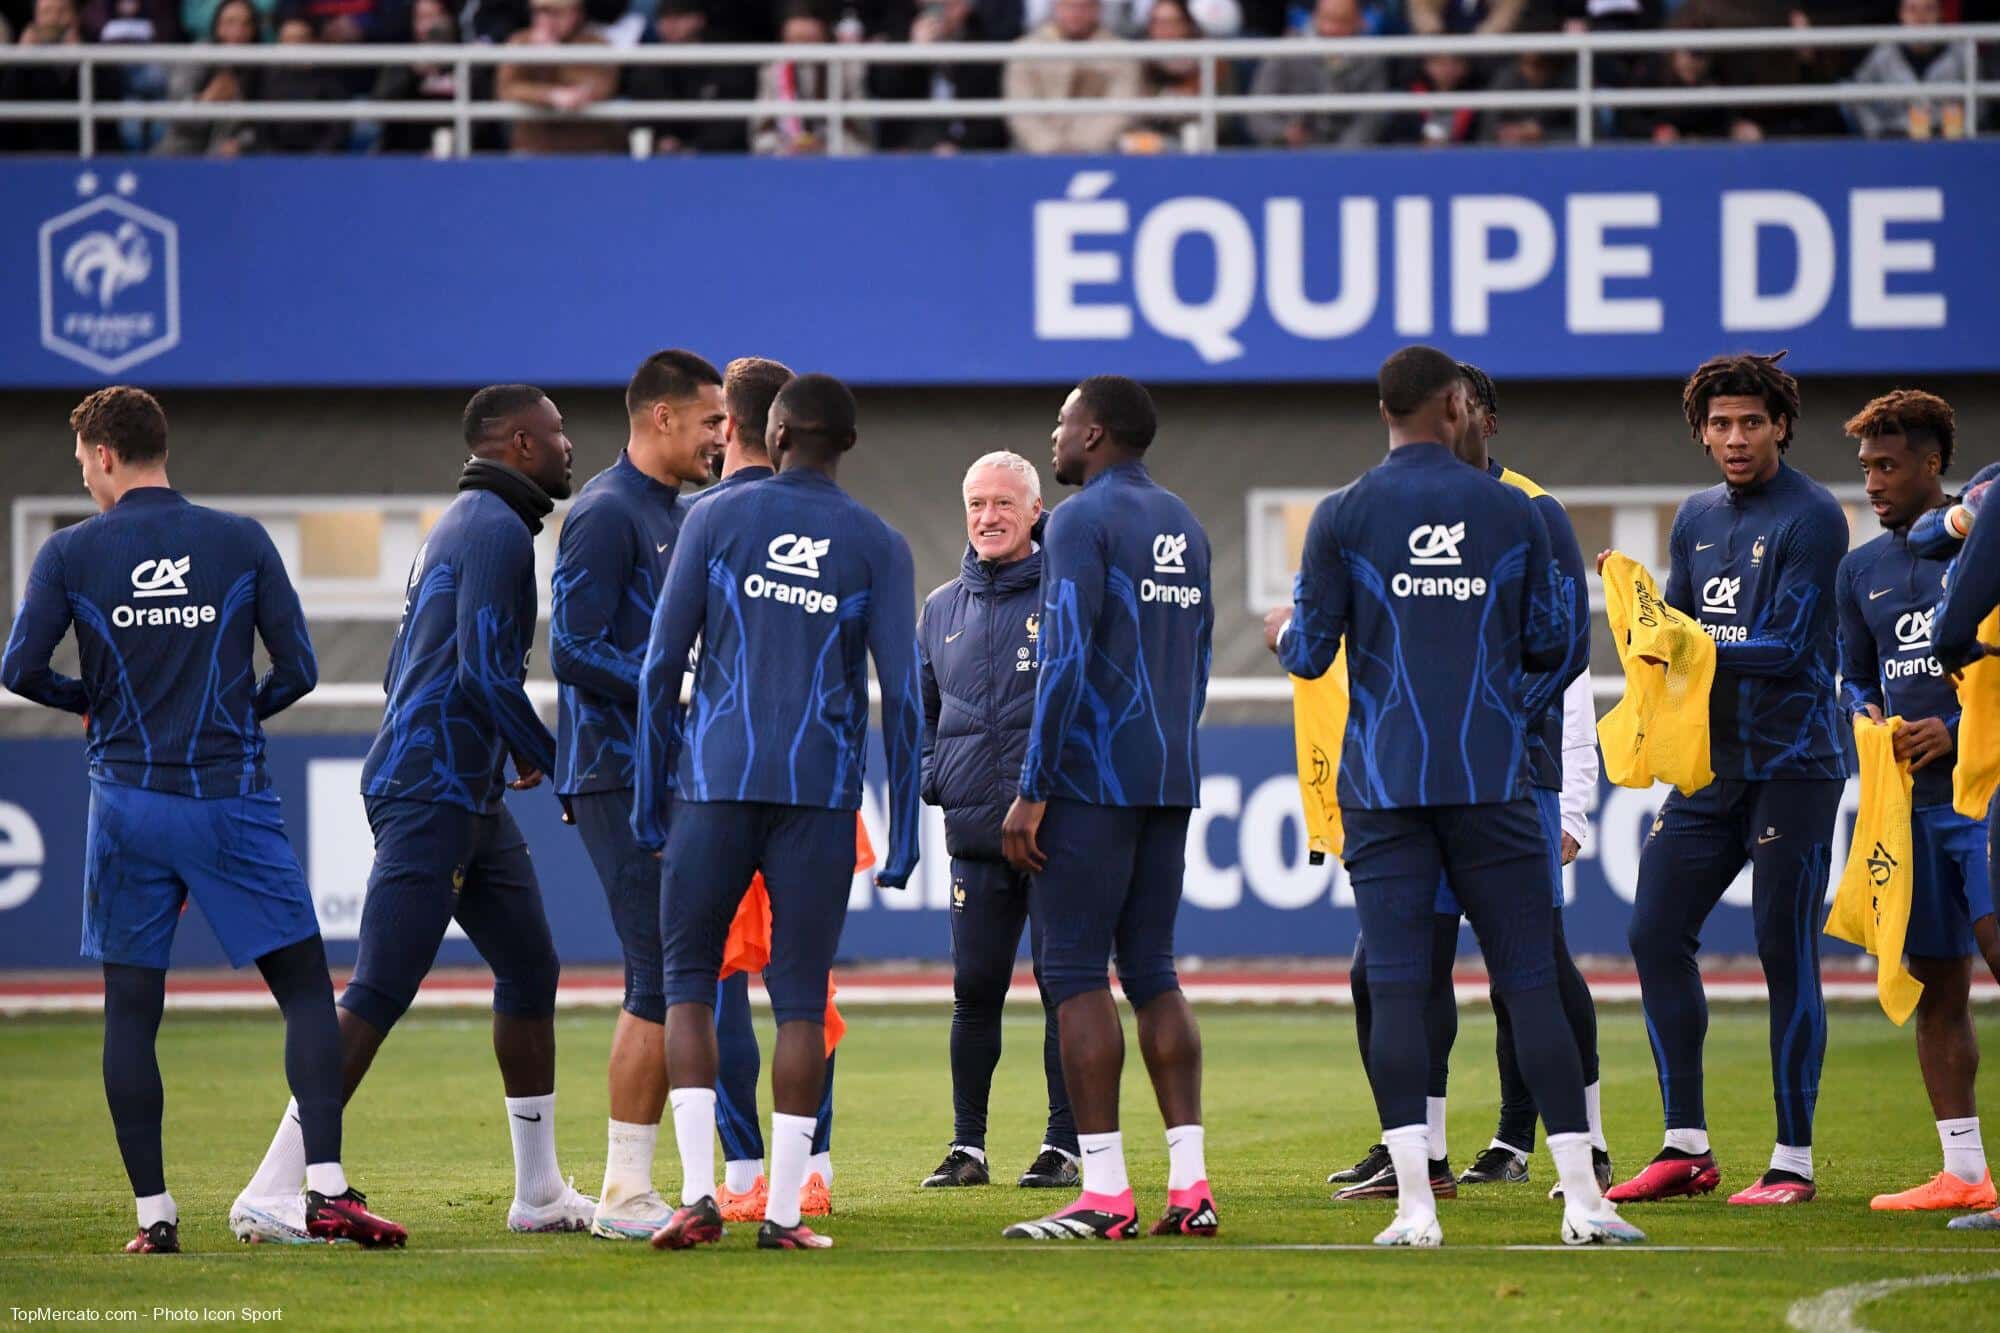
[
  {"x1": 1838, "y1": 525, "x2": 1962, "y2": 807},
  {"x1": 2, "y1": 487, "x2": 317, "y2": 798}
]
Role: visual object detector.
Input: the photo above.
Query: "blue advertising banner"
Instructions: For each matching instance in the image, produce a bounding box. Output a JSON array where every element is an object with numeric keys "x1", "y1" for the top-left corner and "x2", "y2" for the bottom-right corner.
[
  {"x1": 0, "y1": 732, "x2": 1868, "y2": 971},
  {"x1": 2, "y1": 142, "x2": 1994, "y2": 388}
]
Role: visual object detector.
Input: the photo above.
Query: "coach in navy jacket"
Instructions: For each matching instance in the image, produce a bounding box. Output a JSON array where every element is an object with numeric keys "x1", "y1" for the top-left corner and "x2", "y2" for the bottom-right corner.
[{"x1": 915, "y1": 452, "x2": 1078, "y2": 1191}]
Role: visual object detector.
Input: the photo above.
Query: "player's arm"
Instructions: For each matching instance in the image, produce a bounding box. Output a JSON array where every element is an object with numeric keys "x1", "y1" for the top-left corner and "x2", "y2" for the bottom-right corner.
[
  {"x1": 248, "y1": 520, "x2": 319, "y2": 719},
  {"x1": 1275, "y1": 492, "x2": 1349, "y2": 679},
  {"x1": 916, "y1": 594, "x2": 942, "y2": 807},
  {"x1": 1713, "y1": 509, "x2": 1844, "y2": 677},
  {"x1": 1517, "y1": 489, "x2": 1570, "y2": 676},
  {"x1": 1911, "y1": 462, "x2": 1998, "y2": 560},
  {"x1": 454, "y1": 527, "x2": 557, "y2": 780},
  {"x1": 0, "y1": 537, "x2": 87, "y2": 715},
  {"x1": 1661, "y1": 502, "x2": 1695, "y2": 617},
  {"x1": 1519, "y1": 493, "x2": 1588, "y2": 718},
  {"x1": 1558, "y1": 669, "x2": 1597, "y2": 861},
  {"x1": 1936, "y1": 502, "x2": 2000, "y2": 673},
  {"x1": 631, "y1": 505, "x2": 709, "y2": 853},
  {"x1": 549, "y1": 502, "x2": 641, "y2": 704},
  {"x1": 1834, "y1": 555, "x2": 1883, "y2": 720},
  {"x1": 867, "y1": 530, "x2": 923, "y2": 890},
  {"x1": 1018, "y1": 503, "x2": 1105, "y2": 803}
]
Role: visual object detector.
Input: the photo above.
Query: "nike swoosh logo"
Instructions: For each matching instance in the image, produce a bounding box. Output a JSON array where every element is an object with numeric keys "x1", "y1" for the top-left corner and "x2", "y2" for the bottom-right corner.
[
  {"x1": 1757, "y1": 834, "x2": 1782, "y2": 845},
  {"x1": 1869, "y1": 588, "x2": 1891, "y2": 600},
  {"x1": 513, "y1": 1112, "x2": 543, "y2": 1123},
  {"x1": 657, "y1": 542, "x2": 671, "y2": 553},
  {"x1": 945, "y1": 630, "x2": 964, "y2": 643},
  {"x1": 1085, "y1": 1146, "x2": 1111, "y2": 1155},
  {"x1": 1695, "y1": 542, "x2": 1716, "y2": 552},
  {"x1": 1952, "y1": 1128, "x2": 1977, "y2": 1136}
]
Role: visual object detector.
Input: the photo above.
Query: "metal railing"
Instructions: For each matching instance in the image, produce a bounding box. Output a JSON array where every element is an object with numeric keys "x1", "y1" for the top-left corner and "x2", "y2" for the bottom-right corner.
[{"x1": 0, "y1": 22, "x2": 1993, "y2": 158}]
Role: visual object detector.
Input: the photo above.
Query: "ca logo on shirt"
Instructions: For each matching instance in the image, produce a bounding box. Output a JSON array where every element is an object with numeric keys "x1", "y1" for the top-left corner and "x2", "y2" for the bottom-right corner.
[
  {"x1": 766, "y1": 533, "x2": 829, "y2": 580},
  {"x1": 1152, "y1": 532, "x2": 1189, "y2": 575},
  {"x1": 1700, "y1": 576, "x2": 1741, "y2": 616},
  {"x1": 1895, "y1": 608, "x2": 1934, "y2": 653},
  {"x1": 130, "y1": 556, "x2": 190, "y2": 599},
  {"x1": 1406, "y1": 522, "x2": 1466, "y2": 567}
]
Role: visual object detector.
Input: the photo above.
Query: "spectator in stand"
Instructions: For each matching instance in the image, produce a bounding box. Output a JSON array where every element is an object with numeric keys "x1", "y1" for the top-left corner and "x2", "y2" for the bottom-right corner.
[
  {"x1": 1848, "y1": 0, "x2": 1978, "y2": 137},
  {"x1": 1408, "y1": 0, "x2": 1522, "y2": 34},
  {"x1": 869, "y1": 0, "x2": 1021, "y2": 154},
  {"x1": 624, "y1": 0, "x2": 754, "y2": 155},
  {"x1": 1685, "y1": 0, "x2": 1845, "y2": 138},
  {"x1": 1004, "y1": 0, "x2": 1143, "y2": 153},
  {"x1": 497, "y1": 0, "x2": 623, "y2": 155},
  {"x1": 83, "y1": 0, "x2": 179, "y2": 39},
  {"x1": 1246, "y1": 0, "x2": 1388, "y2": 149},
  {"x1": 1126, "y1": 0, "x2": 1242, "y2": 33},
  {"x1": 253, "y1": 10, "x2": 350, "y2": 153},
  {"x1": 1558, "y1": 0, "x2": 1660, "y2": 91},
  {"x1": 1, "y1": 0, "x2": 82, "y2": 153},
  {"x1": 154, "y1": 0, "x2": 261, "y2": 156},
  {"x1": 1385, "y1": 49, "x2": 1481, "y2": 145},
  {"x1": 1624, "y1": 32, "x2": 1745, "y2": 141},
  {"x1": 753, "y1": 3, "x2": 871, "y2": 155},
  {"x1": 1120, "y1": 0, "x2": 1235, "y2": 151},
  {"x1": 1479, "y1": 45, "x2": 1576, "y2": 144},
  {"x1": 370, "y1": 0, "x2": 460, "y2": 153},
  {"x1": 183, "y1": 0, "x2": 272, "y2": 51}
]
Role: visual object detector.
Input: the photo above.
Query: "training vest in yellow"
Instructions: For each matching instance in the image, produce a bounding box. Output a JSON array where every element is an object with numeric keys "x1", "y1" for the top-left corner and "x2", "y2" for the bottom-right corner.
[
  {"x1": 1291, "y1": 649, "x2": 1347, "y2": 862},
  {"x1": 1826, "y1": 716, "x2": 1922, "y2": 1025},
  {"x1": 1597, "y1": 552, "x2": 1716, "y2": 796},
  {"x1": 1954, "y1": 607, "x2": 2000, "y2": 820}
]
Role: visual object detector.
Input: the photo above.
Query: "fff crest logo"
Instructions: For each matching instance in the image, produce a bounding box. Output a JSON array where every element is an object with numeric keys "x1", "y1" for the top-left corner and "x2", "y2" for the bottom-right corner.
[{"x1": 38, "y1": 171, "x2": 180, "y2": 375}]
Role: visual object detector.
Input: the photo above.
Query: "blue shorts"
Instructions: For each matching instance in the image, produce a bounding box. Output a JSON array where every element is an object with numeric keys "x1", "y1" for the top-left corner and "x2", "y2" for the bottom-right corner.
[
  {"x1": 1904, "y1": 803, "x2": 1995, "y2": 960},
  {"x1": 660, "y1": 801, "x2": 853, "y2": 1025},
  {"x1": 341, "y1": 797, "x2": 560, "y2": 1032},
  {"x1": 571, "y1": 790, "x2": 666, "y2": 1024},
  {"x1": 1030, "y1": 801, "x2": 1191, "y2": 1009},
  {"x1": 1346, "y1": 801, "x2": 1556, "y2": 996},
  {"x1": 82, "y1": 781, "x2": 319, "y2": 971},
  {"x1": 1434, "y1": 785, "x2": 1562, "y2": 916}
]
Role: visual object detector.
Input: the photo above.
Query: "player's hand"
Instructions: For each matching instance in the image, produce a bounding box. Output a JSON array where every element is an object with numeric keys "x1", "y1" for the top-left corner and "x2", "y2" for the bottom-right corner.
[
  {"x1": 1893, "y1": 716, "x2": 1954, "y2": 772},
  {"x1": 1859, "y1": 703, "x2": 1885, "y2": 725},
  {"x1": 1595, "y1": 549, "x2": 1614, "y2": 575},
  {"x1": 1560, "y1": 833, "x2": 1580, "y2": 866},
  {"x1": 1262, "y1": 607, "x2": 1291, "y2": 655},
  {"x1": 509, "y1": 764, "x2": 544, "y2": 790},
  {"x1": 1002, "y1": 797, "x2": 1047, "y2": 874}
]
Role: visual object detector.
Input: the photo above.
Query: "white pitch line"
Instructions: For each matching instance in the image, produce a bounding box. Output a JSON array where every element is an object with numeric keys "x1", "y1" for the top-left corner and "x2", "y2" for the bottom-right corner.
[{"x1": 1786, "y1": 1268, "x2": 2000, "y2": 1332}]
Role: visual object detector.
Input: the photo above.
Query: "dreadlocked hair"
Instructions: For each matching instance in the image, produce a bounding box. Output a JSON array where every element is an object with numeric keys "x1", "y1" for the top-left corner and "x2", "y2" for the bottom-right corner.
[
  {"x1": 1681, "y1": 350, "x2": 1800, "y2": 450},
  {"x1": 1842, "y1": 388, "x2": 1956, "y2": 475},
  {"x1": 1458, "y1": 361, "x2": 1499, "y2": 416}
]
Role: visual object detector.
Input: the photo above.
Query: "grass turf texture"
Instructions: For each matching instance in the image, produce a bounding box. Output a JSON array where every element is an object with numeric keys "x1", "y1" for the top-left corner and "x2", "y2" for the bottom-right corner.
[{"x1": 3, "y1": 1003, "x2": 1998, "y2": 1330}]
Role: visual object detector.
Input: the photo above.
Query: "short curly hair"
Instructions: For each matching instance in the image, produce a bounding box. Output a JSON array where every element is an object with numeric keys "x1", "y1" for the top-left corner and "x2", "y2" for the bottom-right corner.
[
  {"x1": 1843, "y1": 388, "x2": 1956, "y2": 475},
  {"x1": 1682, "y1": 350, "x2": 1800, "y2": 451},
  {"x1": 70, "y1": 386, "x2": 167, "y2": 464}
]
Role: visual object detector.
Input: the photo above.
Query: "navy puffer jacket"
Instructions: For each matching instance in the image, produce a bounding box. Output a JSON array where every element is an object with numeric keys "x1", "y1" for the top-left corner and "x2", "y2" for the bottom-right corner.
[{"x1": 918, "y1": 542, "x2": 1043, "y2": 863}]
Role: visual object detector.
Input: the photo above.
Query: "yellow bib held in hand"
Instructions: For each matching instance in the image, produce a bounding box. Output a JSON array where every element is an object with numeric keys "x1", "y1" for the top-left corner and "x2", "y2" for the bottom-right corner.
[
  {"x1": 1597, "y1": 552, "x2": 1716, "y2": 796},
  {"x1": 1826, "y1": 716, "x2": 1922, "y2": 1025},
  {"x1": 1954, "y1": 607, "x2": 2000, "y2": 821},
  {"x1": 1291, "y1": 648, "x2": 1347, "y2": 862}
]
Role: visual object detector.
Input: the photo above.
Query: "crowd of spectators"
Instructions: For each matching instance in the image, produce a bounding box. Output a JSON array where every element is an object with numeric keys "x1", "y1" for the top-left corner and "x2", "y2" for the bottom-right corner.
[{"x1": 0, "y1": 0, "x2": 1994, "y2": 154}]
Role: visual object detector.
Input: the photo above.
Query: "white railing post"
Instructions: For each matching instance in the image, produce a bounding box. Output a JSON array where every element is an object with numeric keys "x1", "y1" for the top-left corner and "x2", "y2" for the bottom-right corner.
[
  {"x1": 78, "y1": 58, "x2": 94, "y2": 158},
  {"x1": 454, "y1": 56, "x2": 471, "y2": 158},
  {"x1": 1964, "y1": 35, "x2": 1979, "y2": 137},
  {"x1": 1576, "y1": 41, "x2": 1594, "y2": 146},
  {"x1": 828, "y1": 51, "x2": 847, "y2": 157},
  {"x1": 1197, "y1": 51, "x2": 1217, "y2": 154}
]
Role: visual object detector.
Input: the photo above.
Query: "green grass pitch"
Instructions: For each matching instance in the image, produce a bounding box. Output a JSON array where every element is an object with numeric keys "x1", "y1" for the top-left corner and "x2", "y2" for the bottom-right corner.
[{"x1": 4, "y1": 1003, "x2": 1999, "y2": 1330}]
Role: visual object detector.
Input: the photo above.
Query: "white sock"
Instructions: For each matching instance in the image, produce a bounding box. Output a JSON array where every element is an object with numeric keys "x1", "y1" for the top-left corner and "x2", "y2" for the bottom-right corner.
[
  {"x1": 766, "y1": 1111, "x2": 816, "y2": 1229},
  {"x1": 808, "y1": 1151, "x2": 833, "y2": 1185},
  {"x1": 505, "y1": 1094, "x2": 565, "y2": 1207},
  {"x1": 244, "y1": 1098, "x2": 307, "y2": 1198},
  {"x1": 136, "y1": 1191, "x2": 177, "y2": 1229},
  {"x1": 724, "y1": 1158, "x2": 764, "y2": 1194},
  {"x1": 1770, "y1": 1143, "x2": 1813, "y2": 1180},
  {"x1": 1078, "y1": 1131, "x2": 1130, "y2": 1198},
  {"x1": 1941, "y1": 1117, "x2": 1987, "y2": 1184},
  {"x1": 1166, "y1": 1124, "x2": 1206, "y2": 1190},
  {"x1": 669, "y1": 1088, "x2": 717, "y2": 1206},
  {"x1": 953, "y1": 1144, "x2": 988, "y2": 1164},
  {"x1": 1426, "y1": 1097, "x2": 1448, "y2": 1162},
  {"x1": 304, "y1": 1162, "x2": 349, "y2": 1198},
  {"x1": 1585, "y1": 1081, "x2": 1608, "y2": 1153},
  {"x1": 1043, "y1": 1142, "x2": 1079, "y2": 1165},
  {"x1": 1663, "y1": 1127, "x2": 1710, "y2": 1155},
  {"x1": 1382, "y1": 1124, "x2": 1436, "y2": 1225},
  {"x1": 1488, "y1": 1137, "x2": 1529, "y2": 1163},
  {"x1": 1550, "y1": 1131, "x2": 1604, "y2": 1212},
  {"x1": 601, "y1": 1119, "x2": 658, "y2": 1205}
]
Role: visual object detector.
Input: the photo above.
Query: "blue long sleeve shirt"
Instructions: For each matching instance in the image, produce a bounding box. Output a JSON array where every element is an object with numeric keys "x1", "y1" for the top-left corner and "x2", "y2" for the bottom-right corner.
[
  {"x1": 1936, "y1": 490, "x2": 2000, "y2": 674},
  {"x1": 631, "y1": 467, "x2": 923, "y2": 887},
  {"x1": 1491, "y1": 459, "x2": 1590, "y2": 793},
  {"x1": 1663, "y1": 463, "x2": 1854, "y2": 782},
  {"x1": 1279, "y1": 442, "x2": 1570, "y2": 811},
  {"x1": 1018, "y1": 461, "x2": 1213, "y2": 808},
  {"x1": 1, "y1": 487, "x2": 316, "y2": 797},
  {"x1": 1837, "y1": 526, "x2": 1960, "y2": 806},
  {"x1": 360, "y1": 489, "x2": 556, "y2": 812},
  {"x1": 550, "y1": 451, "x2": 685, "y2": 796}
]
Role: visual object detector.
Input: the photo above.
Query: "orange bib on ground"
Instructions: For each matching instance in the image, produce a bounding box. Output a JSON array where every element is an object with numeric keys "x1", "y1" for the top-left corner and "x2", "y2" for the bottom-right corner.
[{"x1": 719, "y1": 816, "x2": 875, "y2": 1055}]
